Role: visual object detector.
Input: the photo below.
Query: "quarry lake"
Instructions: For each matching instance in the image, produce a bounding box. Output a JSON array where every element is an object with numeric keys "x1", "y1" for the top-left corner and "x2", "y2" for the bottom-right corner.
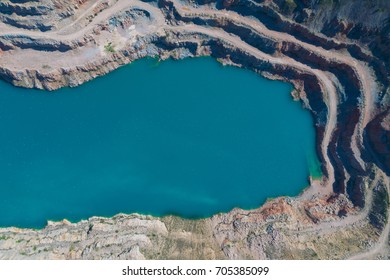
[{"x1": 0, "y1": 57, "x2": 321, "y2": 228}]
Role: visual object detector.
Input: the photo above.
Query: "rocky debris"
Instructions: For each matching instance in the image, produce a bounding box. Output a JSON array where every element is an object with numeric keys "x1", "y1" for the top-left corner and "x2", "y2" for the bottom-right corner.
[
  {"x1": 369, "y1": 181, "x2": 390, "y2": 230},
  {"x1": 0, "y1": 214, "x2": 224, "y2": 260}
]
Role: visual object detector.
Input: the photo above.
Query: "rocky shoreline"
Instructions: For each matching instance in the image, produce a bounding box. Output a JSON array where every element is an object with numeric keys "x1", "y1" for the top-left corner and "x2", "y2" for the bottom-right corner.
[{"x1": 0, "y1": 0, "x2": 389, "y2": 259}]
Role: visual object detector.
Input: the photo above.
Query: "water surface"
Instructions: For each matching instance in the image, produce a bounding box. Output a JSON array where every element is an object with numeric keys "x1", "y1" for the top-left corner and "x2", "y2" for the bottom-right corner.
[{"x1": 0, "y1": 57, "x2": 321, "y2": 228}]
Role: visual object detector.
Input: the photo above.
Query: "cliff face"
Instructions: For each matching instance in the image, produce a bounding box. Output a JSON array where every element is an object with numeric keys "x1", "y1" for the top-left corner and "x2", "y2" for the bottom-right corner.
[
  {"x1": 274, "y1": 0, "x2": 390, "y2": 60},
  {"x1": 0, "y1": 0, "x2": 92, "y2": 31},
  {"x1": 0, "y1": 0, "x2": 389, "y2": 259}
]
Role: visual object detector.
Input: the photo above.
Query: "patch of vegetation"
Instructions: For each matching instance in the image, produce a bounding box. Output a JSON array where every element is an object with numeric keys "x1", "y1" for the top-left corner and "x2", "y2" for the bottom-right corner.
[
  {"x1": 318, "y1": 0, "x2": 334, "y2": 5},
  {"x1": 375, "y1": 7, "x2": 386, "y2": 13},
  {"x1": 16, "y1": 239, "x2": 23, "y2": 243},
  {"x1": 282, "y1": 0, "x2": 297, "y2": 15},
  {"x1": 369, "y1": 184, "x2": 389, "y2": 230},
  {"x1": 304, "y1": 248, "x2": 319, "y2": 259},
  {"x1": 42, "y1": 64, "x2": 51, "y2": 70},
  {"x1": 0, "y1": 235, "x2": 9, "y2": 241},
  {"x1": 104, "y1": 42, "x2": 116, "y2": 53}
]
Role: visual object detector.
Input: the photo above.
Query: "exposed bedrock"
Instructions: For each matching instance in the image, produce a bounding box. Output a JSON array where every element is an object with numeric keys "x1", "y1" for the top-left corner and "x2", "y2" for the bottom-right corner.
[
  {"x1": 0, "y1": 3, "x2": 50, "y2": 17},
  {"x1": 218, "y1": 0, "x2": 390, "y2": 100},
  {"x1": 0, "y1": 0, "x2": 389, "y2": 259}
]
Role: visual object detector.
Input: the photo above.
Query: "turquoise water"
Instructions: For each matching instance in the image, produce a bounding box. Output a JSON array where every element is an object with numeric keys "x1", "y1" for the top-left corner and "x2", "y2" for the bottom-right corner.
[{"x1": 0, "y1": 57, "x2": 320, "y2": 228}]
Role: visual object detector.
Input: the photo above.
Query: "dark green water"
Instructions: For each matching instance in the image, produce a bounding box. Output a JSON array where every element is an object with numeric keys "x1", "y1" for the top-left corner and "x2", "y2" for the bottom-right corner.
[{"x1": 0, "y1": 57, "x2": 321, "y2": 228}]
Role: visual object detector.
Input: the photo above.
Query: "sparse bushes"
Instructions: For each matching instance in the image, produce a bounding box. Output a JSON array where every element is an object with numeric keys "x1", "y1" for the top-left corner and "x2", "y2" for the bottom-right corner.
[{"x1": 104, "y1": 42, "x2": 116, "y2": 53}]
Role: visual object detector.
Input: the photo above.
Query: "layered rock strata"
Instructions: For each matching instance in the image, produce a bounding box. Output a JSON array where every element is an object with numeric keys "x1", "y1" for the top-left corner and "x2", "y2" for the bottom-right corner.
[{"x1": 0, "y1": 0, "x2": 389, "y2": 259}]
